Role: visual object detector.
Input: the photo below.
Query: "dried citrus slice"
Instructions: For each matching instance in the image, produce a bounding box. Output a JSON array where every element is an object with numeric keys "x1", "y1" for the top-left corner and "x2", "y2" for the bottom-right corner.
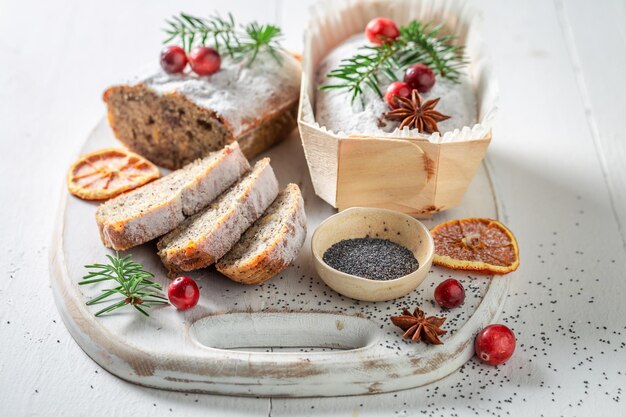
[
  {"x1": 67, "y1": 148, "x2": 160, "y2": 200},
  {"x1": 430, "y1": 218, "x2": 519, "y2": 274}
]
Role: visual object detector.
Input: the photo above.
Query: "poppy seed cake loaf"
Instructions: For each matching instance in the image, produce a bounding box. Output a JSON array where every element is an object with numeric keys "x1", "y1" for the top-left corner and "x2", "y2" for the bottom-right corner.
[
  {"x1": 216, "y1": 183, "x2": 306, "y2": 285},
  {"x1": 96, "y1": 143, "x2": 249, "y2": 250},
  {"x1": 157, "y1": 158, "x2": 279, "y2": 276},
  {"x1": 103, "y1": 51, "x2": 301, "y2": 169}
]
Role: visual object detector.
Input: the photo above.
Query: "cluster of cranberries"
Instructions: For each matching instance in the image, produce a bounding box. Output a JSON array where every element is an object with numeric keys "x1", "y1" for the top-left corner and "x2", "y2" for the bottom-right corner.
[
  {"x1": 384, "y1": 64, "x2": 436, "y2": 108},
  {"x1": 160, "y1": 45, "x2": 221, "y2": 76},
  {"x1": 433, "y1": 278, "x2": 515, "y2": 366},
  {"x1": 364, "y1": 17, "x2": 437, "y2": 109}
]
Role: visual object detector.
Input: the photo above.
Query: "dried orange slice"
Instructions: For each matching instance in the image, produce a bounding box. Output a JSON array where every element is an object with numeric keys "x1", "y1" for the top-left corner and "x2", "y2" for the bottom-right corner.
[
  {"x1": 430, "y1": 218, "x2": 519, "y2": 274},
  {"x1": 67, "y1": 148, "x2": 160, "y2": 200}
]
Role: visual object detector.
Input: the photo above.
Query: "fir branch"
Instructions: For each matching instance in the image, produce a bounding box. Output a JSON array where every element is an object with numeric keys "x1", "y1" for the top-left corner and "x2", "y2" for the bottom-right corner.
[
  {"x1": 80, "y1": 252, "x2": 168, "y2": 317},
  {"x1": 241, "y1": 22, "x2": 284, "y2": 65},
  {"x1": 321, "y1": 20, "x2": 467, "y2": 104},
  {"x1": 163, "y1": 12, "x2": 283, "y2": 66}
]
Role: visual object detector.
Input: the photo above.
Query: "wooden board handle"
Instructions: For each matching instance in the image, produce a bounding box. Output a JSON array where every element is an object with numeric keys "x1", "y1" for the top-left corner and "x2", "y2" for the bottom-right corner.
[{"x1": 190, "y1": 312, "x2": 381, "y2": 350}]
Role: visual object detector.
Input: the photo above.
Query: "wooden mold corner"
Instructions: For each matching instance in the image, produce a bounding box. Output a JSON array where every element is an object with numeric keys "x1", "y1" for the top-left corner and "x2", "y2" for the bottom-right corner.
[
  {"x1": 336, "y1": 137, "x2": 440, "y2": 216},
  {"x1": 298, "y1": 121, "x2": 340, "y2": 207},
  {"x1": 433, "y1": 133, "x2": 492, "y2": 210}
]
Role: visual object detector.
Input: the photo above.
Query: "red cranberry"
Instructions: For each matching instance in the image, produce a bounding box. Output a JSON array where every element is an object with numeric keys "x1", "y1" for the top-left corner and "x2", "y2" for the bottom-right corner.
[
  {"x1": 365, "y1": 17, "x2": 400, "y2": 45},
  {"x1": 434, "y1": 278, "x2": 465, "y2": 309},
  {"x1": 168, "y1": 276, "x2": 200, "y2": 311},
  {"x1": 404, "y1": 64, "x2": 436, "y2": 93},
  {"x1": 475, "y1": 324, "x2": 516, "y2": 366},
  {"x1": 189, "y1": 46, "x2": 221, "y2": 76},
  {"x1": 160, "y1": 46, "x2": 188, "y2": 74},
  {"x1": 384, "y1": 81, "x2": 411, "y2": 109}
]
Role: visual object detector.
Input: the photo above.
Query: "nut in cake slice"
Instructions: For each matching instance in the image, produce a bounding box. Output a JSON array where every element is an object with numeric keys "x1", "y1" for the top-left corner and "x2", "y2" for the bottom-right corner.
[
  {"x1": 216, "y1": 183, "x2": 306, "y2": 285},
  {"x1": 157, "y1": 158, "x2": 279, "y2": 276},
  {"x1": 96, "y1": 142, "x2": 249, "y2": 250}
]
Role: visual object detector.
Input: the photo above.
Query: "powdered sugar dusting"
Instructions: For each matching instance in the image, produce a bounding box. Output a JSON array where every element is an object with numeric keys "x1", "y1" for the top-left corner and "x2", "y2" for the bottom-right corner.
[
  {"x1": 315, "y1": 34, "x2": 477, "y2": 137},
  {"x1": 143, "y1": 51, "x2": 301, "y2": 137}
]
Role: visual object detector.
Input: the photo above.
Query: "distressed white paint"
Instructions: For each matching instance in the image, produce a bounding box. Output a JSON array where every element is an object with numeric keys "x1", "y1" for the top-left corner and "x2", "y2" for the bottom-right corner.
[
  {"x1": 50, "y1": 119, "x2": 506, "y2": 397},
  {"x1": 1, "y1": 0, "x2": 626, "y2": 415},
  {"x1": 554, "y1": 0, "x2": 626, "y2": 249}
]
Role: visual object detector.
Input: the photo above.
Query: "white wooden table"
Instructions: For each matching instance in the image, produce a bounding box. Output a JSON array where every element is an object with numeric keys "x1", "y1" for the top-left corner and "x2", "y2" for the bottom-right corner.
[{"x1": 1, "y1": 0, "x2": 625, "y2": 415}]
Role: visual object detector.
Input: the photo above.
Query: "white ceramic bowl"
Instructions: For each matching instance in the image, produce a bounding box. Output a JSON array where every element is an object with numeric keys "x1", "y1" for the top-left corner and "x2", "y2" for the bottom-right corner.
[{"x1": 311, "y1": 207, "x2": 434, "y2": 302}]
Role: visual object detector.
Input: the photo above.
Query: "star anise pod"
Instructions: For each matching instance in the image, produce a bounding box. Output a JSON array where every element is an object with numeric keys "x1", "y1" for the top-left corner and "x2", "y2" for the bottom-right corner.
[
  {"x1": 390, "y1": 307, "x2": 447, "y2": 344},
  {"x1": 385, "y1": 90, "x2": 451, "y2": 134}
]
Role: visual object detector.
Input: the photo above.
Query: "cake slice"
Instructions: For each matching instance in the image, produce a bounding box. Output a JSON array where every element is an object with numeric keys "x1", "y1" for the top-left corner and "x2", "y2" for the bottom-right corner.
[
  {"x1": 103, "y1": 51, "x2": 301, "y2": 169},
  {"x1": 157, "y1": 158, "x2": 279, "y2": 276},
  {"x1": 216, "y1": 184, "x2": 306, "y2": 285},
  {"x1": 96, "y1": 142, "x2": 249, "y2": 250}
]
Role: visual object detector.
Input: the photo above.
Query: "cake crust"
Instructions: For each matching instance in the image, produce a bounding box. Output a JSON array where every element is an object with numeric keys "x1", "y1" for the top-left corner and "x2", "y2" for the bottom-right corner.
[
  {"x1": 95, "y1": 143, "x2": 249, "y2": 250},
  {"x1": 216, "y1": 183, "x2": 307, "y2": 285},
  {"x1": 157, "y1": 158, "x2": 279, "y2": 277},
  {"x1": 103, "y1": 52, "x2": 301, "y2": 169}
]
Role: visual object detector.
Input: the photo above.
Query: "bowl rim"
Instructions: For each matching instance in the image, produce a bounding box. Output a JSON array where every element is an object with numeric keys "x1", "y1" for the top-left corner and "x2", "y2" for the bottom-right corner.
[{"x1": 311, "y1": 207, "x2": 435, "y2": 287}]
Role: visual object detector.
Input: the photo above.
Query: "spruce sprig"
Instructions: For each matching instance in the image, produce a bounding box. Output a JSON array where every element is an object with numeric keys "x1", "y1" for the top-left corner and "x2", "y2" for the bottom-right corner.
[
  {"x1": 163, "y1": 12, "x2": 283, "y2": 66},
  {"x1": 80, "y1": 252, "x2": 168, "y2": 317},
  {"x1": 321, "y1": 21, "x2": 467, "y2": 104}
]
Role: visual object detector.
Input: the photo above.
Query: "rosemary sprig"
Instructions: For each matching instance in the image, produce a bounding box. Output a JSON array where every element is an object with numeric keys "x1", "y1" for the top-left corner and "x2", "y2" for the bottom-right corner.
[
  {"x1": 163, "y1": 12, "x2": 283, "y2": 66},
  {"x1": 79, "y1": 252, "x2": 168, "y2": 317},
  {"x1": 321, "y1": 21, "x2": 467, "y2": 104}
]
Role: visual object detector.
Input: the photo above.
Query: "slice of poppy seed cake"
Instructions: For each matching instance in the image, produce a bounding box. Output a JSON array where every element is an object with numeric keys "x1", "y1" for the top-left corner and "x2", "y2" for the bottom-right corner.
[
  {"x1": 216, "y1": 183, "x2": 306, "y2": 285},
  {"x1": 96, "y1": 142, "x2": 249, "y2": 250},
  {"x1": 157, "y1": 158, "x2": 279, "y2": 276}
]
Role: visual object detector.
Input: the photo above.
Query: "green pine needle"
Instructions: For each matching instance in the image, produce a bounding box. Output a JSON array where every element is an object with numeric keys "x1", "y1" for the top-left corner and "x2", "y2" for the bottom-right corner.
[
  {"x1": 321, "y1": 21, "x2": 467, "y2": 104},
  {"x1": 80, "y1": 252, "x2": 168, "y2": 317},
  {"x1": 163, "y1": 12, "x2": 283, "y2": 66}
]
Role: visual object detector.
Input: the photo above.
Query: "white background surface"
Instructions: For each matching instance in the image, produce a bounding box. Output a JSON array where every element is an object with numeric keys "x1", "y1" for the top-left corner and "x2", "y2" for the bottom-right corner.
[{"x1": 1, "y1": 0, "x2": 625, "y2": 416}]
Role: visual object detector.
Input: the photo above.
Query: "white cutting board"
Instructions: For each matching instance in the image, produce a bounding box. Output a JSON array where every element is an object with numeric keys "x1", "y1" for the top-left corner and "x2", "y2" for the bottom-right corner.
[{"x1": 49, "y1": 120, "x2": 509, "y2": 397}]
